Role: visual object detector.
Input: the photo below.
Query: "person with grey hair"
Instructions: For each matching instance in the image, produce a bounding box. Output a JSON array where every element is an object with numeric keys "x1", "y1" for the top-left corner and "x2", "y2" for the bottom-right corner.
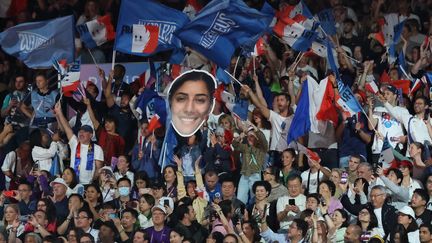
[
  {"x1": 341, "y1": 185, "x2": 398, "y2": 241},
  {"x1": 356, "y1": 162, "x2": 385, "y2": 193},
  {"x1": 25, "y1": 232, "x2": 42, "y2": 243}
]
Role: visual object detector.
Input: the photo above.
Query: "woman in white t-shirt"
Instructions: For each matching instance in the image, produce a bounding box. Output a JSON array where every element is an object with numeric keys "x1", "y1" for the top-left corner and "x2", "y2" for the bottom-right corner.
[
  {"x1": 30, "y1": 129, "x2": 59, "y2": 172},
  {"x1": 62, "y1": 167, "x2": 84, "y2": 197}
]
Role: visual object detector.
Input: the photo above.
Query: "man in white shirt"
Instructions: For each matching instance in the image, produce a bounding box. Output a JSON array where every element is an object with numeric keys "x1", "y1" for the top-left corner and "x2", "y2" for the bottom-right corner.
[
  {"x1": 54, "y1": 102, "x2": 103, "y2": 185},
  {"x1": 276, "y1": 175, "x2": 306, "y2": 231},
  {"x1": 242, "y1": 84, "x2": 293, "y2": 165},
  {"x1": 369, "y1": 85, "x2": 405, "y2": 164},
  {"x1": 381, "y1": 95, "x2": 432, "y2": 148}
]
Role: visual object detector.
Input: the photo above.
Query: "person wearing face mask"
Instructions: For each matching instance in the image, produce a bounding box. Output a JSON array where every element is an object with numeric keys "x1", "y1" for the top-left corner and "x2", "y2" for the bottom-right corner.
[{"x1": 109, "y1": 177, "x2": 138, "y2": 214}]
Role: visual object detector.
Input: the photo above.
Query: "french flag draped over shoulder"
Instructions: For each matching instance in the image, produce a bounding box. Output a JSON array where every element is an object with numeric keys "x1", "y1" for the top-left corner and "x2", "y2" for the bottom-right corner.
[
  {"x1": 60, "y1": 59, "x2": 81, "y2": 97},
  {"x1": 115, "y1": 0, "x2": 189, "y2": 56},
  {"x1": 77, "y1": 15, "x2": 115, "y2": 49}
]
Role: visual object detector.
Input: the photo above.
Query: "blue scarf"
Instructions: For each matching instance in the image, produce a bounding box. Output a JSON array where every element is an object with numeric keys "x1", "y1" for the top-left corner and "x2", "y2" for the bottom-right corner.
[{"x1": 74, "y1": 142, "x2": 94, "y2": 179}]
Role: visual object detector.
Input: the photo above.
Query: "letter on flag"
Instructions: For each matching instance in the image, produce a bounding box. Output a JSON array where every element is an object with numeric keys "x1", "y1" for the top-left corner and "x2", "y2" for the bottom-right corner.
[
  {"x1": 176, "y1": 0, "x2": 274, "y2": 68},
  {"x1": 115, "y1": 0, "x2": 189, "y2": 56},
  {"x1": 0, "y1": 15, "x2": 74, "y2": 68},
  {"x1": 77, "y1": 15, "x2": 115, "y2": 49}
]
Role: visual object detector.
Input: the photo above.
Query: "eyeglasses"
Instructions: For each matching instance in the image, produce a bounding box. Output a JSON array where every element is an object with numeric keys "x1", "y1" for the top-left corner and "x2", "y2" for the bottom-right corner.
[{"x1": 370, "y1": 193, "x2": 385, "y2": 198}]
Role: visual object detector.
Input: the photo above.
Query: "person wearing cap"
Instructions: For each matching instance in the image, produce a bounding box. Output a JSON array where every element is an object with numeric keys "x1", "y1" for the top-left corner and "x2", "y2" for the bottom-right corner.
[
  {"x1": 369, "y1": 85, "x2": 405, "y2": 165},
  {"x1": 54, "y1": 102, "x2": 104, "y2": 185},
  {"x1": 378, "y1": 93, "x2": 432, "y2": 153},
  {"x1": 49, "y1": 177, "x2": 69, "y2": 223},
  {"x1": 410, "y1": 189, "x2": 432, "y2": 226},
  {"x1": 233, "y1": 127, "x2": 268, "y2": 204},
  {"x1": 145, "y1": 205, "x2": 171, "y2": 243},
  {"x1": 398, "y1": 160, "x2": 422, "y2": 198},
  {"x1": 397, "y1": 205, "x2": 420, "y2": 242}
]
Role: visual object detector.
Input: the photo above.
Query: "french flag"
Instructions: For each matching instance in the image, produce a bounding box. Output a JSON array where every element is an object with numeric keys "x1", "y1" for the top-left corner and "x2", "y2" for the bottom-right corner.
[
  {"x1": 287, "y1": 75, "x2": 338, "y2": 143},
  {"x1": 365, "y1": 80, "x2": 379, "y2": 94},
  {"x1": 147, "y1": 114, "x2": 162, "y2": 133},
  {"x1": 381, "y1": 15, "x2": 405, "y2": 63},
  {"x1": 409, "y1": 79, "x2": 422, "y2": 97},
  {"x1": 251, "y1": 38, "x2": 266, "y2": 56},
  {"x1": 53, "y1": 58, "x2": 68, "y2": 76},
  {"x1": 336, "y1": 96, "x2": 356, "y2": 117},
  {"x1": 221, "y1": 91, "x2": 249, "y2": 121},
  {"x1": 273, "y1": 18, "x2": 318, "y2": 52},
  {"x1": 77, "y1": 15, "x2": 115, "y2": 49},
  {"x1": 60, "y1": 59, "x2": 81, "y2": 97},
  {"x1": 296, "y1": 142, "x2": 321, "y2": 163},
  {"x1": 276, "y1": 0, "x2": 313, "y2": 27}
]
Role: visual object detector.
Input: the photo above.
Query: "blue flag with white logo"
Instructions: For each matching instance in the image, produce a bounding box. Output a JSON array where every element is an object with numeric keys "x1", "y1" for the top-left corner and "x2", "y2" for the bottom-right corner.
[
  {"x1": 0, "y1": 15, "x2": 74, "y2": 68},
  {"x1": 115, "y1": 0, "x2": 189, "y2": 56},
  {"x1": 176, "y1": 0, "x2": 274, "y2": 68},
  {"x1": 317, "y1": 8, "x2": 337, "y2": 36}
]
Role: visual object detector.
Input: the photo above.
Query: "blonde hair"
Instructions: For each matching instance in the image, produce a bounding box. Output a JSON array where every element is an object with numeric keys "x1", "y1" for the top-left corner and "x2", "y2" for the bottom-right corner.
[{"x1": 2, "y1": 204, "x2": 20, "y2": 226}]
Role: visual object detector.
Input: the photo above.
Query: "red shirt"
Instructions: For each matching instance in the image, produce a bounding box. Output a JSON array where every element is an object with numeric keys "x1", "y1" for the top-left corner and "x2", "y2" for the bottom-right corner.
[{"x1": 97, "y1": 127, "x2": 125, "y2": 166}]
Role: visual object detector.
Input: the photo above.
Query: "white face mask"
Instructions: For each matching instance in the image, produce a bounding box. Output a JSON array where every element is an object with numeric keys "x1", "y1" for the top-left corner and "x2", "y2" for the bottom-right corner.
[{"x1": 118, "y1": 187, "x2": 130, "y2": 197}]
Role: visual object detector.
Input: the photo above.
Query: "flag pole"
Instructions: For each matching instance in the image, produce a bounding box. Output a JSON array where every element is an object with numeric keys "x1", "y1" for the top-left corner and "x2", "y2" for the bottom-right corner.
[
  {"x1": 224, "y1": 69, "x2": 243, "y2": 87},
  {"x1": 87, "y1": 48, "x2": 100, "y2": 69},
  {"x1": 252, "y1": 55, "x2": 256, "y2": 76},
  {"x1": 233, "y1": 55, "x2": 241, "y2": 77},
  {"x1": 111, "y1": 50, "x2": 116, "y2": 70}
]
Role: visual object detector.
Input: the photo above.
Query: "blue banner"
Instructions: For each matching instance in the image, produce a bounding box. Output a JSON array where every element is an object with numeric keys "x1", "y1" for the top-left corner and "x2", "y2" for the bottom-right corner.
[
  {"x1": 176, "y1": 0, "x2": 274, "y2": 68},
  {"x1": 115, "y1": 0, "x2": 189, "y2": 56},
  {"x1": 0, "y1": 15, "x2": 74, "y2": 68}
]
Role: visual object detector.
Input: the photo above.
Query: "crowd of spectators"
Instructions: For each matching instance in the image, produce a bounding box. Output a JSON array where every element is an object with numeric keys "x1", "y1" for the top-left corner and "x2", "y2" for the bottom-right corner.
[{"x1": 0, "y1": 0, "x2": 432, "y2": 243}]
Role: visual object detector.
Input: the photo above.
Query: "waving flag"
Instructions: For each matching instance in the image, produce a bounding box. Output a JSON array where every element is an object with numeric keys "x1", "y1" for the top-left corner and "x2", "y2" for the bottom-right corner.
[
  {"x1": 276, "y1": 0, "x2": 313, "y2": 25},
  {"x1": 53, "y1": 58, "x2": 68, "y2": 76},
  {"x1": 221, "y1": 91, "x2": 249, "y2": 120},
  {"x1": 251, "y1": 38, "x2": 266, "y2": 56},
  {"x1": 177, "y1": 0, "x2": 274, "y2": 68},
  {"x1": 409, "y1": 79, "x2": 422, "y2": 97},
  {"x1": 216, "y1": 67, "x2": 231, "y2": 84},
  {"x1": 274, "y1": 18, "x2": 318, "y2": 52},
  {"x1": 287, "y1": 80, "x2": 310, "y2": 143},
  {"x1": 183, "y1": 0, "x2": 203, "y2": 19},
  {"x1": 0, "y1": 15, "x2": 74, "y2": 68},
  {"x1": 317, "y1": 8, "x2": 337, "y2": 36},
  {"x1": 379, "y1": 135, "x2": 395, "y2": 169},
  {"x1": 77, "y1": 15, "x2": 115, "y2": 49},
  {"x1": 365, "y1": 80, "x2": 379, "y2": 94},
  {"x1": 397, "y1": 50, "x2": 409, "y2": 79},
  {"x1": 287, "y1": 76, "x2": 338, "y2": 143},
  {"x1": 380, "y1": 14, "x2": 405, "y2": 63},
  {"x1": 296, "y1": 142, "x2": 321, "y2": 163},
  {"x1": 115, "y1": 0, "x2": 189, "y2": 56},
  {"x1": 60, "y1": 59, "x2": 81, "y2": 97},
  {"x1": 135, "y1": 89, "x2": 167, "y2": 126}
]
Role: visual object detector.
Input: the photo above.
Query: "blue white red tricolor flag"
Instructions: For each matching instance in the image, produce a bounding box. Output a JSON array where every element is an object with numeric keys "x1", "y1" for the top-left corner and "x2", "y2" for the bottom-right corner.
[{"x1": 77, "y1": 15, "x2": 115, "y2": 49}]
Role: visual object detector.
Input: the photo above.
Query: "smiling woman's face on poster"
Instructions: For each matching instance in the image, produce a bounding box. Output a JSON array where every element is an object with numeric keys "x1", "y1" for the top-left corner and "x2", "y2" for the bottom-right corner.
[{"x1": 168, "y1": 70, "x2": 216, "y2": 137}]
